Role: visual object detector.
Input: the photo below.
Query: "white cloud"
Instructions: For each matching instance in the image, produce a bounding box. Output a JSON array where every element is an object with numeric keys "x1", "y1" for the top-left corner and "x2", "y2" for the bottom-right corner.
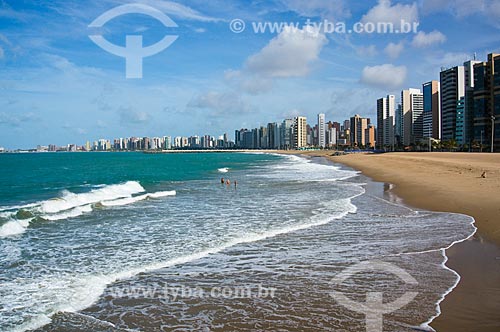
[
  {"x1": 128, "y1": 0, "x2": 220, "y2": 22},
  {"x1": 360, "y1": 64, "x2": 407, "y2": 90},
  {"x1": 384, "y1": 42, "x2": 404, "y2": 59},
  {"x1": 119, "y1": 107, "x2": 150, "y2": 124},
  {"x1": 188, "y1": 91, "x2": 252, "y2": 116},
  {"x1": 0, "y1": 46, "x2": 4, "y2": 59},
  {"x1": 245, "y1": 26, "x2": 328, "y2": 78},
  {"x1": 425, "y1": 52, "x2": 472, "y2": 67},
  {"x1": 361, "y1": 0, "x2": 419, "y2": 29},
  {"x1": 357, "y1": 45, "x2": 378, "y2": 57},
  {"x1": 279, "y1": 0, "x2": 350, "y2": 20},
  {"x1": 0, "y1": 112, "x2": 38, "y2": 126},
  {"x1": 421, "y1": 0, "x2": 484, "y2": 17},
  {"x1": 412, "y1": 30, "x2": 446, "y2": 48},
  {"x1": 421, "y1": 0, "x2": 500, "y2": 24}
]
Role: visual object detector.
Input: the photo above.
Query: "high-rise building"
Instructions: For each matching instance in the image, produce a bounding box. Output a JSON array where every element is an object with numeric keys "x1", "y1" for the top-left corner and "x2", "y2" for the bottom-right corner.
[
  {"x1": 423, "y1": 81, "x2": 441, "y2": 139},
  {"x1": 440, "y1": 66, "x2": 465, "y2": 142},
  {"x1": 395, "y1": 103, "x2": 403, "y2": 146},
  {"x1": 365, "y1": 124, "x2": 376, "y2": 148},
  {"x1": 280, "y1": 119, "x2": 294, "y2": 149},
  {"x1": 327, "y1": 127, "x2": 337, "y2": 147},
  {"x1": 350, "y1": 114, "x2": 369, "y2": 147},
  {"x1": 293, "y1": 116, "x2": 307, "y2": 149},
  {"x1": 318, "y1": 113, "x2": 326, "y2": 148},
  {"x1": 411, "y1": 91, "x2": 424, "y2": 144},
  {"x1": 377, "y1": 95, "x2": 395, "y2": 149},
  {"x1": 456, "y1": 97, "x2": 466, "y2": 145},
  {"x1": 401, "y1": 88, "x2": 423, "y2": 145},
  {"x1": 164, "y1": 136, "x2": 172, "y2": 149},
  {"x1": 473, "y1": 53, "x2": 500, "y2": 152},
  {"x1": 266, "y1": 122, "x2": 280, "y2": 149},
  {"x1": 464, "y1": 60, "x2": 481, "y2": 146}
]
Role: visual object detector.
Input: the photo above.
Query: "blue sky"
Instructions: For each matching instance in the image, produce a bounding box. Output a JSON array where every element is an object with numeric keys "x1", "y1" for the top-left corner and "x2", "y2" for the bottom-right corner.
[{"x1": 0, "y1": 0, "x2": 499, "y2": 149}]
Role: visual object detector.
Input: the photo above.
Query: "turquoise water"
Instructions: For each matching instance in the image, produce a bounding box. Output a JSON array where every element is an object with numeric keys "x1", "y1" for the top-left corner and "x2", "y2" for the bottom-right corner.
[
  {"x1": 0, "y1": 152, "x2": 275, "y2": 206},
  {"x1": 0, "y1": 152, "x2": 475, "y2": 332}
]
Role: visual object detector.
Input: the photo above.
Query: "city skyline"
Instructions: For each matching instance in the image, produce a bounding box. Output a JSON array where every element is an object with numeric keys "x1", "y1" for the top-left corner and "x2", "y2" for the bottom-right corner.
[
  {"x1": 2, "y1": 50, "x2": 498, "y2": 152},
  {"x1": 1, "y1": 0, "x2": 499, "y2": 149}
]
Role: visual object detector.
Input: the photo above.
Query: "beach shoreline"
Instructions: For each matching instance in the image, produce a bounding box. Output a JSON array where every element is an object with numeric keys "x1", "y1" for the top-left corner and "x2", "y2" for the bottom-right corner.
[{"x1": 292, "y1": 151, "x2": 500, "y2": 332}]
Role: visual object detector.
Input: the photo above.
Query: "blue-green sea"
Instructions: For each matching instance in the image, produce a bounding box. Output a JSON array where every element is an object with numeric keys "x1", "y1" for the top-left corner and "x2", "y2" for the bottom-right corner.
[{"x1": 0, "y1": 152, "x2": 475, "y2": 332}]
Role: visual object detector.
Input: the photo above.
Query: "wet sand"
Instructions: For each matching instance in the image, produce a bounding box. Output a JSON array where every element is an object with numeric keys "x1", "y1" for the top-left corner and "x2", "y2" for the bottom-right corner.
[{"x1": 304, "y1": 151, "x2": 500, "y2": 332}]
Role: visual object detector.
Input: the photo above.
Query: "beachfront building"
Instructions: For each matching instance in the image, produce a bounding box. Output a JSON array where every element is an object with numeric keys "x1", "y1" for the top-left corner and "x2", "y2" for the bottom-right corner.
[
  {"x1": 293, "y1": 116, "x2": 307, "y2": 149},
  {"x1": 423, "y1": 81, "x2": 441, "y2": 140},
  {"x1": 377, "y1": 95, "x2": 396, "y2": 150},
  {"x1": 411, "y1": 91, "x2": 424, "y2": 144},
  {"x1": 318, "y1": 113, "x2": 326, "y2": 148},
  {"x1": 456, "y1": 97, "x2": 466, "y2": 145},
  {"x1": 440, "y1": 65, "x2": 465, "y2": 142},
  {"x1": 327, "y1": 127, "x2": 337, "y2": 147},
  {"x1": 350, "y1": 114, "x2": 369, "y2": 147},
  {"x1": 365, "y1": 124, "x2": 376, "y2": 148},
  {"x1": 280, "y1": 119, "x2": 294, "y2": 150},
  {"x1": 464, "y1": 60, "x2": 481, "y2": 146},
  {"x1": 473, "y1": 53, "x2": 500, "y2": 152},
  {"x1": 401, "y1": 88, "x2": 423, "y2": 145}
]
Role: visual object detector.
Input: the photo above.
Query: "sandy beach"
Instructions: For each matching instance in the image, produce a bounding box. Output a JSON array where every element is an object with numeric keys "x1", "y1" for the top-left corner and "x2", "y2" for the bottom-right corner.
[{"x1": 306, "y1": 151, "x2": 500, "y2": 332}]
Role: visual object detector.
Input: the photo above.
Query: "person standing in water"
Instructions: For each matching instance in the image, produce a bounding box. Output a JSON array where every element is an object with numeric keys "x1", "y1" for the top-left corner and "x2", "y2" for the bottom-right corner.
[
  {"x1": 234, "y1": 180, "x2": 237, "y2": 189},
  {"x1": 221, "y1": 178, "x2": 225, "y2": 184},
  {"x1": 226, "y1": 179, "x2": 231, "y2": 186}
]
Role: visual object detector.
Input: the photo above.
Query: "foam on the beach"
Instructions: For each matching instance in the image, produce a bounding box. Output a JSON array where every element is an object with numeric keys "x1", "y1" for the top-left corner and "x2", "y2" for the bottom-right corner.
[
  {"x1": 217, "y1": 167, "x2": 229, "y2": 173},
  {"x1": 21, "y1": 194, "x2": 361, "y2": 332},
  {"x1": 0, "y1": 182, "x2": 176, "y2": 238},
  {"x1": 38, "y1": 181, "x2": 145, "y2": 214},
  {"x1": 101, "y1": 190, "x2": 176, "y2": 207},
  {"x1": 419, "y1": 214, "x2": 477, "y2": 331},
  {"x1": 0, "y1": 219, "x2": 31, "y2": 237}
]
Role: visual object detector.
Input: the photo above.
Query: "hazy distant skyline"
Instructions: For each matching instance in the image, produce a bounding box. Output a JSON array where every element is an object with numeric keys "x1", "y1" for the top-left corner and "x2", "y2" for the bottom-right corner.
[{"x1": 1, "y1": 0, "x2": 499, "y2": 149}]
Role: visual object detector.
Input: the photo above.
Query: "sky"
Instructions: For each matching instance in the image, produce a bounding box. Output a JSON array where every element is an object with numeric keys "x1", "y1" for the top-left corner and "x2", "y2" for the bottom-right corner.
[{"x1": 0, "y1": 0, "x2": 499, "y2": 149}]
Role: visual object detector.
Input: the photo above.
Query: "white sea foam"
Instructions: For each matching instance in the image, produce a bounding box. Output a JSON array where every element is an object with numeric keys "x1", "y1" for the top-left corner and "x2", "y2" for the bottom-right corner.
[
  {"x1": 38, "y1": 181, "x2": 145, "y2": 214},
  {"x1": 0, "y1": 182, "x2": 176, "y2": 239},
  {"x1": 14, "y1": 195, "x2": 359, "y2": 332},
  {"x1": 217, "y1": 167, "x2": 229, "y2": 173},
  {"x1": 418, "y1": 214, "x2": 477, "y2": 331},
  {"x1": 41, "y1": 205, "x2": 93, "y2": 221},
  {"x1": 0, "y1": 203, "x2": 39, "y2": 213},
  {"x1": 100, "y1": 190, "x2": 176, "y2": 207},
  {"x1": 0, "y1": 219, "x2": 31, "y2": 238}
]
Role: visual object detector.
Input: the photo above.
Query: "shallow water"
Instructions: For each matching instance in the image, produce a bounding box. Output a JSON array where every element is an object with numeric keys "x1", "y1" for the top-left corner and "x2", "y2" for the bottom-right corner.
[{"x1": 0, "y1": 153, "x2": 475, "y2": 331}]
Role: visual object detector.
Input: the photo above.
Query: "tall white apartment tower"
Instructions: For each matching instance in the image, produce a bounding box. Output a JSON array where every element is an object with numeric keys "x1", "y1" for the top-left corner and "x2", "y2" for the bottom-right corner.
[
  {"x1": 293, "y1": 116, "x2": 307, "y2": 149},
  {"x1": 401, "y1": 88, "x2": 423, "y2": 146},
  {"x1": 317, "y1": 113, "x2": 326, "y2": 148}
]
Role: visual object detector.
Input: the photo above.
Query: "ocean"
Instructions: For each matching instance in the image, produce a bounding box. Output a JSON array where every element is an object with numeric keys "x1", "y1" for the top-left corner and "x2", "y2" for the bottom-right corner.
[{"x1": 0, "y1": 152, "x2": 476, "y2": 331}]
